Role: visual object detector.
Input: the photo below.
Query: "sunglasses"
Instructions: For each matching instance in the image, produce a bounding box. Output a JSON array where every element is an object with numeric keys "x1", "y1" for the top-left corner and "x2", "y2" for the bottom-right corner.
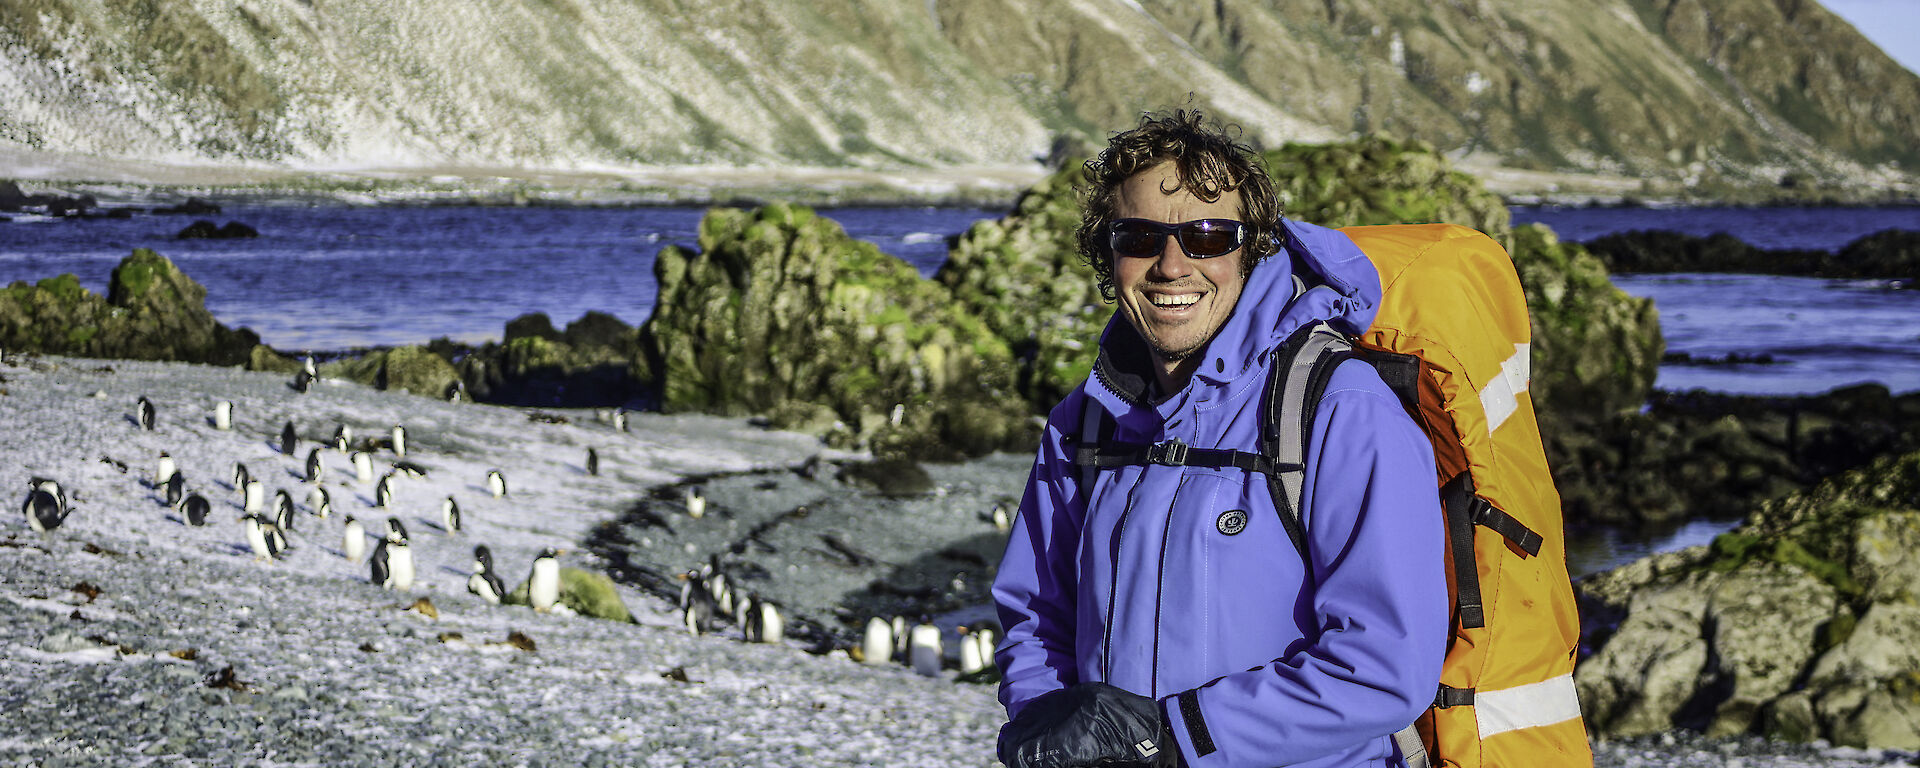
[{"x1": 1108, "y1": 218, "x2": 1246, "y2": 259}]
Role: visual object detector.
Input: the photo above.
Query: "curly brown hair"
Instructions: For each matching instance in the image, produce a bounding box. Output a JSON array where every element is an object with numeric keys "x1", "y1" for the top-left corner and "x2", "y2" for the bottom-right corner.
[{"x1": 1076, "y1": 109, "x2": 1281, "y2": 302}]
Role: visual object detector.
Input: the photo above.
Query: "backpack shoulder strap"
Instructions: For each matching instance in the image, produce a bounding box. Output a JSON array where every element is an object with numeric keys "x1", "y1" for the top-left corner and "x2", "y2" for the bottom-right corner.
[
  {"x1": 1264, "y1": 322, "x2": 1355, "y2": 563},
  {"x1": 1074, "y1": 394, "x2": 1114, "y2": 500}
]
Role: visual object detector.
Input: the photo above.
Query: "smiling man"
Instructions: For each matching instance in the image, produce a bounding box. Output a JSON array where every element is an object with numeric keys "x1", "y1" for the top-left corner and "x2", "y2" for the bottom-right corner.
[{"x1": 991, "y1": 110, "x2": 1448, "y2": 768}]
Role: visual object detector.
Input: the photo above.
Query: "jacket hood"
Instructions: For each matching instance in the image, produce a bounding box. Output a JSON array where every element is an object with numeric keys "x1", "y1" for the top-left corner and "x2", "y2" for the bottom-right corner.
[{"x1": 1091, "y1": 219, "x2": 1381, "y2": 407}]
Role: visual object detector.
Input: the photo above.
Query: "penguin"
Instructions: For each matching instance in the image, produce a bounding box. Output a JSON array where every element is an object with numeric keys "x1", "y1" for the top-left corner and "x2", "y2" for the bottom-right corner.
[
  {"x1": 232, "y1": 462, "x2": 252, "y2": 491},
  {"x1": 242, "y1": 513, "x2": 285, "y2": 561},
  {"x1": 529, "y1": 548, "x2": 561, "y2": 613},
  {"x1": 585, "y1": 447, "x2": 599, "y2": 477},
  {"x1": 332, "y1": 424, "x2": 351, "y2": 452},
  {"x1": 685, "y1": 485, "x2": 706, "y2": 519},
  {"x1": 24, "y1": 489, "x2": 67, "y2": 533},
  {"x1": 279, "y1": 420, "x2": 298, "y2": 456},
  {"x1": 860, "y1": 616, "x2": 894, "y2": 666},
  {"x1": 987, "y1": 502, "x2": 1012, "y2": 534},
  {"x1": 213, "y1": 400, "x2": 233, "y2": 431},
  {"x1": 305, "y1": 448, "x2": 325, "y2": 484},
  {"x1": 677, "y1": 568, "x2": 706, "y2": 611},
  {"x1": 341, "y1": 515, "x2": 366, "y2": 563},
  {"x1": 958, "y1": 620, "x2": 1001, "y2": 675},
  {"x1": 307, "y1": 486, "x2": 332, "y2": 519},
  {"x1": 180, "y1": 493, "x2": 210, "y2": 527},
  {"x1": 908, "y1": 618, "x2": 944, "y2": 677},
  {"x1": 892, "y1": 615, "x2": 909, "y2": 662},
  {"x1": 743, "y1": 595, "x2": 784, "y2": 644},
  {"x1": 611, "y1": 409, "x2": 628, "y2": 432},
  {"x1": 351, "y1": 452, "x2": 373, "y2": 484},
  {"x1": 291, "y1": 369, "x2": 313, "y2": 393},
  {"x1": 467, "y1": 545, "x2": 505, "y2": 604},
  {"x1": 392, "y1": 460, "x2": 428, "y2": 479},
  {"x1": 375, "y1": 473, "x2": 394, "y2": 509},
  {"x1": 243, "y1": 480, "x2": 264, "y2": 513},
  {"x1": 390, "y1": 425, "x2": 407, "y2": 457},
  {"x1": 164, "y1": 472, "x2": 186, "y2": 507},
  {"x1": 682, "y1": 590, "x2": 717, "y2": 636},
  {"x1": 153, "y1": 452, "x2": 177, "y2": 488},
  {"x1": 444, "y1": 380, "x2": 465, "y2": 403},
  {"x1": 370, "y1": 517, "x2": 413, "y2": 590},
  {"x1": 487, "y1": 469, "x2": 507, "y2": 499},
  {"x1": 29, "y1": 478, "x2": 68, "y2": 516},
  {"x1": 273, "y1": 489, "x2": 296, "y2": 532},
  {"x1": 136, "y1": 396, "x2": 156, "y2": 430},
  {"x1": 302, "y1": 353, "x2": 318, "y2": 380},
  {"x1": 441, "y1": 496, "x2": 461, "y2": 534}
]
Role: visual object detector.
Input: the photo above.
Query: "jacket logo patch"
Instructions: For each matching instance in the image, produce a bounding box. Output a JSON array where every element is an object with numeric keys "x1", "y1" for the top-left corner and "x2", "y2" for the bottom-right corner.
[{"x1": 1217, "y1": 509, "x2": 1248, "y2": 536}]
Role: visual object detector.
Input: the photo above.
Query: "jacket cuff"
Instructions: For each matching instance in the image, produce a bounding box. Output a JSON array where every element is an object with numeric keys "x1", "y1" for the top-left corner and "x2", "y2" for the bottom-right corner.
[{"x1": 1161, "y1": 689, "x2": 1216, "y2": 765}]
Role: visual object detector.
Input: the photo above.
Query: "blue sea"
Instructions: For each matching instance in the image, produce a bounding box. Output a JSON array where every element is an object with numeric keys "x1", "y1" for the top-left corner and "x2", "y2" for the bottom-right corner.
[{"x1": 3, "y1": 203, "x2": 1913, "y2": 396}]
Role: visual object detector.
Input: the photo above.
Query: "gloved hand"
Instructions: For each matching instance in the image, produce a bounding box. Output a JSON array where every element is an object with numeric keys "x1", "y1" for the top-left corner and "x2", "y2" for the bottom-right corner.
[{"x1": 999, "y1": 682, "x2": 1176, "y2": 768}]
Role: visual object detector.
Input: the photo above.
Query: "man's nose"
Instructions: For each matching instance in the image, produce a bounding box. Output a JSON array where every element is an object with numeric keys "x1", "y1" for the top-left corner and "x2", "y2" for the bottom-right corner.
[{"x1": 1149, "y1": 235, "x2": 1194, "y2": 279}]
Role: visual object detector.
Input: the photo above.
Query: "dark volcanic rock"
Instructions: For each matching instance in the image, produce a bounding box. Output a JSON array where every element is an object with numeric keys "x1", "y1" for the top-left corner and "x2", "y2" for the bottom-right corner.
[
  {"x1": 1578, "y1": 449, "x2": 1920, "y2": 749},
  {"x1": 177, "y1": 220, "x2": 259, "y2": 239},
  {"x1": 1586, "y1": 228, "x2": 1920, "y2": 280},
  {"x1": 0, "y1": 249, "x2": 258, "y2": 365},
  {"x1": 152, "y1": 197, "x2": 222, "y2": 216}
]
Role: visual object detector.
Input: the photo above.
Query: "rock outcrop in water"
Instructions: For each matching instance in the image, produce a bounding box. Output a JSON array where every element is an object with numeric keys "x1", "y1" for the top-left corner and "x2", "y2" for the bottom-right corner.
[
  {"x1": 0, "y1": 249, "x2": 259, "y2": 365},
  {"x1": 1585, "y1": 229, "x2": 1920, "y2": 281},
  {"x1": 1578, "y1": 448, "x2": 1920, "y2": 749}
]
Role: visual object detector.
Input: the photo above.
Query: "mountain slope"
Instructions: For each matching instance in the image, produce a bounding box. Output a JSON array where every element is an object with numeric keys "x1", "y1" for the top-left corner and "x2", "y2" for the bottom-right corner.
[{"x1": 1, "y1": 0, "x2": 1915, "y2": 189}]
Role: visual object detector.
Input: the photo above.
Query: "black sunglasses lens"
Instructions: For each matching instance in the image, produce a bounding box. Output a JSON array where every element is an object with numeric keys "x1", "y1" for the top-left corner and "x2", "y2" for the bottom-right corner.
[
  {"x1": 1110, "y1": 221, "x2": 1167, "y2": 258},
  {"x1": 1180, "y1": 221, "x2": 1242, "y2": 257}
]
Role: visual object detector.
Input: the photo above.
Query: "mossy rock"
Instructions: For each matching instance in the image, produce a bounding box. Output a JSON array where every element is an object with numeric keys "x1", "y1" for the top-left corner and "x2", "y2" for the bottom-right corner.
[
  {"x1": 506, "y1": 566, "x2": 633, "y2": 623},
  {"x1": 0, "y1": 249, "x2": 256, "y2": 365}
]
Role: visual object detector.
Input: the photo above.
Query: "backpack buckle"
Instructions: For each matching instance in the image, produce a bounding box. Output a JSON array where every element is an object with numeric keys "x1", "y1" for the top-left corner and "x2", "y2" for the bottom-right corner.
[{"x1": 1147, "y1": 440, "x2": 1189, "y2": 466}]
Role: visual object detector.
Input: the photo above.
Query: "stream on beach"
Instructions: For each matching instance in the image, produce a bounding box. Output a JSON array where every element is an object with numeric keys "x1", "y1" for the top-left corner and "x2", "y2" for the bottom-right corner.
[{"x1": 3, "y1": 202, "x2": 1917, "y2": 582}]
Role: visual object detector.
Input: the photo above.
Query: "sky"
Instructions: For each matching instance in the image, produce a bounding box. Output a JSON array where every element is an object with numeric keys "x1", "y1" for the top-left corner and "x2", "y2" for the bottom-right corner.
[{"x1": 1823, "y1": 0, "x2": 1920, "y2": 74}]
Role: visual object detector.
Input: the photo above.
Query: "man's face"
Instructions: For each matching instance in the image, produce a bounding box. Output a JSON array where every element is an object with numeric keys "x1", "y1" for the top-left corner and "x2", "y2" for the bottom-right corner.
[{"x1": 1112, "y1": 161, "x2": 1248, "y2": 373}]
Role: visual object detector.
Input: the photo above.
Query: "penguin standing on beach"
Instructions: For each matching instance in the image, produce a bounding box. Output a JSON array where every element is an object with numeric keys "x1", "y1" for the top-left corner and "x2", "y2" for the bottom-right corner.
[
  {"x1": 243, "y1": 480, "x2": 265, "y2": 513},
  {"x1": 351, "y1": 452, "x2": 373, "y2": 484},
  {"x1": 743, "y1": 595, "x2": 784, "y2": 644},
  {"x1": 390, "y1": 425, "x2": 407, "y2": 457},
  {"x1": 375, "y1": 473, "x2": 394, "y2": 509},
  {"x1": 232, "y1": 462, "x2": 251, "y2": 493},
  {"x1": 307, "y1": 486, "x2": 332, "y2": 519},
  {"x1": 279, "y1": 420, "x2": 298, "y2": 456},
  {"x1": 585, "y1": 448, "x2": 599, "y2": 477},
  {"x1": 487, "y1": 470, "x2": 507, "y2": 499},
  {"x1": 909, "y1": 617, "x2": 944, "y2": 677},
  {"x1": 957, "y1": 620, "x2": 1001, "y2": 675},
  {"x1": 681, "y1": 579, "x2": 718, "y2": 635},
  {"x1": 136, "y1": 396, "x2": 156, "y2": 430},
  {"x1": 213, "y1": 400, "x2": 233, "y2": 431},
  {"x1": 153, "y1": 452, "x2": 177, "y2": 489},
  {"x1": 370, "y1": 517, "x2": 413, "y2": 590},
  {"x1": 24, "y1": 487, "x2": 68, "y2": 533},
  {"x1": 529, "y1": 548, "x2": 562, "y2": 613},
  {"x1": 242, "y1": 513, "x2": 285, "y2": 561},
  {"x1": 611, "y1": 409, "x2": 628, "y2": 432},
  {"x1": 859, "y1": 616, "x2": 894, "y2": 665},
  {"x1": 685, "y1": 486, "x2": 706, "y2": 519},
  {"x1": 163, "y1": 472, "x2": 186, "y2": 508},
  {"x1": 332, "y1": 424, "x2": 351, "y2": 452},
  {"x1": 179, "y1": 493, "x2": 211, "y2": 527},
  {"x1": 273, "y1": 489, "x2": 296, "y2": 533},
  {"x1": 341, "y1": 516, "x2": 366, "y2": 563},
  {"x1": 467, "y1": 545, "x2": 505, "y2": 604},
  {"x1": 305, "y1": 448, "x2": 325, "y2": 484},
  {"x1": 441, "y1": 496, "x2": 461, "y2": 534}
]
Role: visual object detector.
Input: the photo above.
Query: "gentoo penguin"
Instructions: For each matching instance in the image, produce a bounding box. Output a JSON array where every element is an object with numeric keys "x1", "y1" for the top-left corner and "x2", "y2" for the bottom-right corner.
[
  {"x1": 444, "y1": 380, "x2": 465, "y2": 403},
  {"x1": 341, "y1": 516, "x2": 366, "y2": 563},
  {"x1": 987, "y1": 502, "x2": 1012, "y2": 533},
  {"x1": 958, "y1": 620, "x2": 1001, "y2": 675},
  {"x1": 441, "y1": 496, "x2": 461, "y2": 534},
  {"x1": 243, "y1": 480, "x2": 264, "y2": 513},
  {"x1": 611, "y1": 409, "x2": 628, "y2": 432},
  {"x1": 332, "y1": 424, "x2": 351, "y2": 452},
  {"x1": 585, "y1": 448, "x2": 599, "y2": 477},
  {"x1": 273, "y1": 489, "x2": 296, "y2": 532},
  {"x1": 302, "y1": 354, "x2": 318, "y2": 380},
  {"x1": 29, "y1": 478, "x2": 68, "y2": 516},
  {"x1": 180, "y1": 493, "x2": 210, "y2": 527},
  {"x1": 487, "y1": 470, "x2": 507, "y2": 499},
  {"x1": 743, "y1": 595, "x2": 784, "y2": 644},
  {"x1": 279, "y1": 420, "x2": 298, "y2": 456},
  {"x1": 375, "y1": 473, "x2": 395, "y2": 509},
  {"x1": 232, "y1": 462, "x2": 251, "y2": 491},
  {"x1": 153, "y1": 452, "x2": 177, "y2": 488},
  {"x1": 892, "y1": 615, "x2": 909, "y2": 662},
  {"x1": 136, "y1": 396, "x2": 156, "y2": 430},
  {"x1": 390, "y1": 425, "x2": 407, "y2": 457},
  {"x1": 467, "y1": 545, "x2": 505, "y2": 604},
  {"x1": 213, "y1": 400, "x2": 233, "y2": 431},
  {"x1": 24, "y1": 489, "x2": 67, "y2": 533},
  {"x1": 684, "y1": 485, "x2": 706, "y2": 519},
  {"x1": 163, "y1": 472, "x2": 186, "y2": 507},
  {"x1": 306, "y1": 486, "x2": 332, "y2": 519},
  {"x1": 860, "y1": 616, "x2": 894, "y2": 665},
  {"x1": 351, "y1": 452, "x2": 373, "y2": 484},
  {"x1": 529, "y1": 548, "x2": 561, "y2": 613},
  {"x1": 242, "y1": 513, "x2": 286, "y2": 561},
  {"x1": 305, "y1": 448, "x2": 324, "y2": 484},
  {"x1": 370, "y1": 517, "x2": 413, "y2": 590},
  {"x1": 392, "y1": 461, "x2": 428, "y2": 479},
  {"x1": 909, "y1": 618, "x2": 944, "y2": 677},
  {"x1": 291, "y1": 369, "x2": 313, "y2": 393},
  {"x1": 681, "y1": 579, "x2": 718, "y2": 636}
]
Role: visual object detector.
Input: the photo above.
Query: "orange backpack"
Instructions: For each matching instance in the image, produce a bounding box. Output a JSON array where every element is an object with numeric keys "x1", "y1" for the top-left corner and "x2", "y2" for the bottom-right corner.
[{"x1": 1279, "y1": 224, "x2": 1591, "y2": 767}]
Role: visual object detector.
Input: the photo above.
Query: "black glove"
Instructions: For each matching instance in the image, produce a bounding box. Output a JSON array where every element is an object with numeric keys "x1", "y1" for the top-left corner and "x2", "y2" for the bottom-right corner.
[{"x1": 1000, "y1": 682, "x2": 1177, "y2": 768}]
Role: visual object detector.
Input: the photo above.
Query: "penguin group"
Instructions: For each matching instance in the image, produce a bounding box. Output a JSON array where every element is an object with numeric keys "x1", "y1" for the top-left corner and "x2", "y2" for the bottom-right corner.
[
  {"x1": 853, "y1": 612, "x2": 999, "y2": 679},
  {"x1": 676, "y1": 557, "x2": 783, "y2": 645}
]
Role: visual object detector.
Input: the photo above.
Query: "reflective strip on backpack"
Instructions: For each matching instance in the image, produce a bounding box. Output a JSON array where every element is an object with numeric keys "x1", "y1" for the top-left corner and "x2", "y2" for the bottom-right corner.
[
  {"x1": 1474, "y1": 672, "x2": 1582, "y2": 739},
  {"x1": 1477, "y1": 342, "x2": 1531, "y2": 435}
]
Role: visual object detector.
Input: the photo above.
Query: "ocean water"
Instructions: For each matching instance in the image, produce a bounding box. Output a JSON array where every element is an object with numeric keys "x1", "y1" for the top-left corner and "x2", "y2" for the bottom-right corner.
[{"x1": 1, "y1": 203, "x2": 1912, "y2": 395}]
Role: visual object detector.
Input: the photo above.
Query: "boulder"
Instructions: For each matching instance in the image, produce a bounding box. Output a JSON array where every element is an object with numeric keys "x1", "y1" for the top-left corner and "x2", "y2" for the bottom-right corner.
[
  {"x1": 506, "y1": 566, "x2": 634, "y2": 623},
  {"x1": 322, "y1": 346, "x2": 460, "y2": 396},
  {"x1": 1577, "y1": 450, "x2": 1920, "y2": 748},
  {"x1": 638, "y1": 203, "x2": 1030, "y2": 458},
  {"x1": 0, "y1": 249, "x2": 258, "y2": 365},
  {"x1": 176, "y1": 220, "x2": 258, "y2": 239},
  {"x1": 1585, "y1": 228, "x2": 1920, "y2": 281},
  {"x1": 1508, "y1": 223, "x2": 1663, "y2": 423}
]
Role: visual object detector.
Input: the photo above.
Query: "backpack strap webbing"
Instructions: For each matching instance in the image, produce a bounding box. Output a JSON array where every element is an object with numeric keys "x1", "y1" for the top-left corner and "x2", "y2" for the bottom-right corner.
[{"x1": 1265, "y1": 322, "x2": 1354, "y2": 563}]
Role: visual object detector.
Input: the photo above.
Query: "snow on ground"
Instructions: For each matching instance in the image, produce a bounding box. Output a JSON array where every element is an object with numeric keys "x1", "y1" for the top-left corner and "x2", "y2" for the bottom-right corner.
[{"x1": 0, "y1": 355, "x2": 1006, "y2": 766}]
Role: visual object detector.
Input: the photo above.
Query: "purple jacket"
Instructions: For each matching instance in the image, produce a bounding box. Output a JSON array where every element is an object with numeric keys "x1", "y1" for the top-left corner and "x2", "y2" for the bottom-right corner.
[{"x1": 993, "y1": 220, "x2": 1448, "y2": 768}]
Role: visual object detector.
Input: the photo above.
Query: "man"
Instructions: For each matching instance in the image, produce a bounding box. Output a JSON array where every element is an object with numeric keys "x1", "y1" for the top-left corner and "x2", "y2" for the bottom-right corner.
[{"x1": 992, "y1": 110, "x2": 1448, "y2": 768}]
